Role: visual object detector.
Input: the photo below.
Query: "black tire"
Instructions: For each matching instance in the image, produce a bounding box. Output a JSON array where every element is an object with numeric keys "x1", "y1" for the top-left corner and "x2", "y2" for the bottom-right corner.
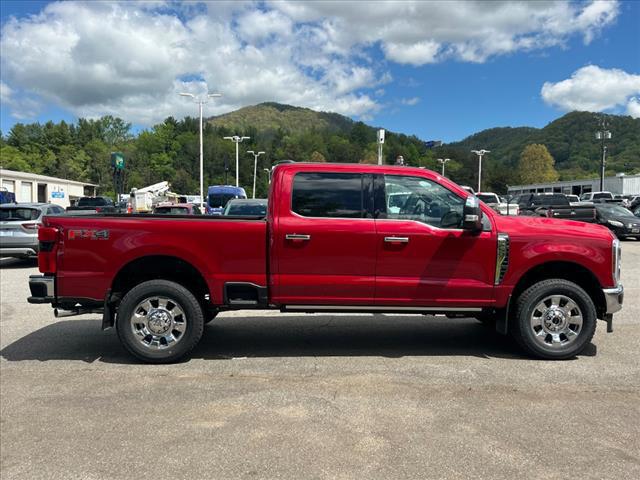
[
  {"x1": 116, "y1": 280, "x2": 204, "y2": 363},
  {"x1": 511, "y1": 279, "x2": 597, "y2": 360},
  {"x1": 204, "y1": 310, "x2": 219, "y2": 325}
]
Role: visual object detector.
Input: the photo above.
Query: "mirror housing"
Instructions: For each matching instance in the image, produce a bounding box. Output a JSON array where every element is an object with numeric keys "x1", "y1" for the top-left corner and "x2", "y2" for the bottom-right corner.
[{"x1": 463, "y1": 196, "x2": 483, "y2": 232}]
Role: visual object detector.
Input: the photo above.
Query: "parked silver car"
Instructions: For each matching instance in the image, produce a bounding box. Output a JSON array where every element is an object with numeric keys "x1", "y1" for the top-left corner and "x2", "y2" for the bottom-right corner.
[{"x1": 0, "y1": 203, "x2": 65, "y2": 258}]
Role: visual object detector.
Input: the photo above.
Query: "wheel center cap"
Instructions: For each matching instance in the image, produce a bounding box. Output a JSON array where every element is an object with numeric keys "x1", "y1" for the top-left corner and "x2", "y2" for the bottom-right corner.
[
  {"x1": 544, "y1": 307, "x2": 566, "y2": 331},
  {"x1": 148, "y1": 309, "x2": 172, "y2": 334}
]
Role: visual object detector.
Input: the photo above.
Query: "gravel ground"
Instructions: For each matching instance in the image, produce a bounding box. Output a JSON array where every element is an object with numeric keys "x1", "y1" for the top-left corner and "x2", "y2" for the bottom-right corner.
[{"x1": 1, "y1": 243, "x2": 639, "y2": 479}]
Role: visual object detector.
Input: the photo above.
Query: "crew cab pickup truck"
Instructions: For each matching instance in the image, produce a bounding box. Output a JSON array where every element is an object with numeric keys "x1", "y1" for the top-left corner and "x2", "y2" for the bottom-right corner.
[
  {"x1": 28, "y1": 163, "x2": 623, "y2": 363},
  {"x1": 514, "y1": 193, "x2": 596, "y2": 222}
]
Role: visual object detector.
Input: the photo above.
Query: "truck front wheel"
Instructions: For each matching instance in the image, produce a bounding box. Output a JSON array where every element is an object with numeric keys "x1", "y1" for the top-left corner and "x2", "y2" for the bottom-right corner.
[
  {"x1": 116, "y1": 280, "x2": 204, "y2": 363},
  {"x1": 512, "y1": 279, "x2": 597, "y2": 360}
]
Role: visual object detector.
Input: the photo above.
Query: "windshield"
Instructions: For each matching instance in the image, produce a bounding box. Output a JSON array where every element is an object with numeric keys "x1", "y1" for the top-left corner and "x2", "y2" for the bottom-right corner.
[
  {"x1": 0, "y1": 207, "x2": 40, "y2": 221},
  {"x1": 208, "y1": 193, "x2": 239, "y2": 208},
  {"x1": 154, "y1": 207, "x2": 189, "y2": 215},
  {"x1": 477, "y1": 194, "x2": 499, "y2": 204},
  {"x1": 224, "y1": 202, "x2": 267, "y2": 216},
  {"x1": 596, "y1": 205, "x2": 634, "y2": 217},
  {"x1": 593, "y1": 193, "x2": 612, "y2": 200},
  {"x1": 77, "y1": 197, "x2": 110, "y2": 207}
]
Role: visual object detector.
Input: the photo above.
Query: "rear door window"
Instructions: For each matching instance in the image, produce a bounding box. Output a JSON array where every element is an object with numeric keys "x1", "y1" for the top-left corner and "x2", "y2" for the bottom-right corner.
[{"x1": 291, "y1": 172, "x2": 363, "y2": 218}]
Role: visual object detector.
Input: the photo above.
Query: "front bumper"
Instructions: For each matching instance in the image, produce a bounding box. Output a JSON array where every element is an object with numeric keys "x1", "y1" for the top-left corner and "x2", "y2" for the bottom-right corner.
[
  {"x1": 28, "y1": 275, "x2": 55, "y2": 304},
  {"x1": 603, "y1": 284, "x2": 624, "y2": 315}
]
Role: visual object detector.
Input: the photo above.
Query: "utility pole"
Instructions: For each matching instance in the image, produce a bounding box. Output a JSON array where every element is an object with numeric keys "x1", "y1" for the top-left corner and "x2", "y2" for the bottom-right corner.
[
  {"x1": 223, "y1": 136, "x2": 250, "y2": 187},
  {"x1": 595, "y1": 118, "x2": 611, "y2": 191},
  {"x1": 471, "y1": 149, "x2": 490, "y2": 192},
  {"x1": 377, "y1": 129, "x2": 385, "y2": 165},
  {"x1": 179, "y1": 92, "x2": 222, "y2": 211},
  {"x1": 247, "y1": 150, "x2": 265, "y2": 198},
  {"x1": 437, "y1": 158, "x2": 450, "y2": 176}
]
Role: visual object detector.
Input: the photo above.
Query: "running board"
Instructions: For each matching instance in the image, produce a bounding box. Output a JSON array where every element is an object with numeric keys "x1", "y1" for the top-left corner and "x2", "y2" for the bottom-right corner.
[{"x1": 281, "y1": 305, "x2": 482, "y2": 314}]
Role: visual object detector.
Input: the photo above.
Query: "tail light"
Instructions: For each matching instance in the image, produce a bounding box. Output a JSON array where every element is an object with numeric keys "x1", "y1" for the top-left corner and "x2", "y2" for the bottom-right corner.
[
  {"x1": 95, "y1": 207, "x2": 103, "y2": 213},
  {"x1": 38, "y1": 227, "x2": 59, "y2": 274},
  {"x1": 21, "y1": 223, "x2": 39, "y2": 231}
]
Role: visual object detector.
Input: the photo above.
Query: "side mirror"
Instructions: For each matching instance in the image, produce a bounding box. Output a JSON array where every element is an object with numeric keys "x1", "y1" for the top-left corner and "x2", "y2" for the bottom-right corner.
[{"x1": 463, "y1": 196, "x2": 483, "y2": 232}]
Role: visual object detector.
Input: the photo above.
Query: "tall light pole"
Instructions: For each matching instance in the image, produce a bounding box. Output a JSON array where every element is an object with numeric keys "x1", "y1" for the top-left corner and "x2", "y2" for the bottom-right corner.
[
  {"x1": 595, "y1": 118, "x2": 611, "y2": 191},
  {"x1": 179, "y1": 92, "x2": 222, "y2": 211},
  {"x1": 471, "y1": 149, "x2": 490, "y2": 192},
  {"x1": 223, "y1": 136, "x2": 250, "y2": 187},
  {"x1": 437, "y1": 158, "x2": 451, "y2": 176},
  {"x1": 263, "y1": 168, "x2": 271, "y2": 185},
  {"x1": 247, "y1": 150, "x2": 265, "y2": 198}
]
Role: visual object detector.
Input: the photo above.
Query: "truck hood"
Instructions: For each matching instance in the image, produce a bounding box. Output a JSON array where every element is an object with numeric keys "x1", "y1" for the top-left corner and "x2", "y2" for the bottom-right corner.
[{"x1": 492, "y1": 213, "x2": 614, "y2": 241}]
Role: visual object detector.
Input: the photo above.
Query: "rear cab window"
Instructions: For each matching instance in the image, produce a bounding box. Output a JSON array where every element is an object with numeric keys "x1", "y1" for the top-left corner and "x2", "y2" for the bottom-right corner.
[{"x1": 291, "y1": 172, "x2": 364, "y2": 218}]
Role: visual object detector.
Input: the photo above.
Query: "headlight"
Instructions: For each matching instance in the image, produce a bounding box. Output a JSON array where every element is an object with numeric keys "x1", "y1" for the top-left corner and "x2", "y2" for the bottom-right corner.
[
  {"x1": 608, "y1": 220, "x2": 624, "y2": 228},
  {"x1": 612, "y1": 238, "x2": 621, "y2": 285}
]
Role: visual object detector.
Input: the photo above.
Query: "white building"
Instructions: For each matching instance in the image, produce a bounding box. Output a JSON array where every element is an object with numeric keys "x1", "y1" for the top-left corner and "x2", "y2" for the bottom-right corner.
[
  {"x1": 508, "y1": 173, "x2": 640, "y2": 196},
  {"x1": 0, "y1": 168, "x2": 97, "y2": 208}
]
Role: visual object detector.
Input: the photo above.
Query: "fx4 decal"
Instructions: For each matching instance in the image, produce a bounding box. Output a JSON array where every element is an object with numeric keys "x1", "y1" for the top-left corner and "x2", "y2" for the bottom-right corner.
[{"x1": 68, "y1": 229, "x2": 110, "y2": 240}]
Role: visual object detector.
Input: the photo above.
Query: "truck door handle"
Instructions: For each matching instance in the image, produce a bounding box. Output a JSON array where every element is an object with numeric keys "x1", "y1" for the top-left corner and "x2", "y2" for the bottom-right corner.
[
  {"x1": 384, "y1": 236, "x2": 409, "y2": 243},
  {"x1": 285, "y1": 234, "x2": 311, "y2": 241}
]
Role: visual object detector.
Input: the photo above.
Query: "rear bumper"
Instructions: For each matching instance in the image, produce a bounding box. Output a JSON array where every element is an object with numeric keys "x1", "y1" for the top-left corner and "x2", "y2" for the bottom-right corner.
[
  {"x1": 603, "y1": 284, "x2": 624, "y2": 315},
  {"x1": 0, "y1": 247, "x2": 38, "y2": 258},
  {"x1": 28, "y1": 275, "x2": 55, "y2": 304}
]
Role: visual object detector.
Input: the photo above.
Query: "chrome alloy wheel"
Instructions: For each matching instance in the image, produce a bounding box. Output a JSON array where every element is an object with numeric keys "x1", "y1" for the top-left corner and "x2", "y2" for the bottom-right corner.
[
  {"x1": 530, "y1": 295, "x2": 583, "y2": 348},
  {"x1": 130, "y1": 296, "x2": 187, "y2": 350}
]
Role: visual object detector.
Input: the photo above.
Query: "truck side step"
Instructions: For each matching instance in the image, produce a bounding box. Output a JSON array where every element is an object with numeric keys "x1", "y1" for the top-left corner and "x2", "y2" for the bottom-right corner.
[{"x1": 224, "y1": 282, "x2": 268, "y2": 307}]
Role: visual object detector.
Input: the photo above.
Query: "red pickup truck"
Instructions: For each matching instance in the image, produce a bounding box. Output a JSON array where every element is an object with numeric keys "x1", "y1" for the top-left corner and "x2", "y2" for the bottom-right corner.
[{"x1": 28, "y1": 163, "x2": 623, "y2": 363}]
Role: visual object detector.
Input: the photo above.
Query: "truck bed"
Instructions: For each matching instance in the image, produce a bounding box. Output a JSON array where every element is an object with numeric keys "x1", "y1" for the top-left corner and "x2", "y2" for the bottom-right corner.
[{"x1": 44, "y1": 214, "x2": 268, "y2": 304}]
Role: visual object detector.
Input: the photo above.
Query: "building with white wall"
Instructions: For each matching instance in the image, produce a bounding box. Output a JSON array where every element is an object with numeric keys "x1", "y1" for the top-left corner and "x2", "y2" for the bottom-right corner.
[
  {"x1": 0, "y1": 168, "x2": 97, "y2": 208},
  {"x1": 508, "y1": 173, "x2": 640, "y2": 196}
]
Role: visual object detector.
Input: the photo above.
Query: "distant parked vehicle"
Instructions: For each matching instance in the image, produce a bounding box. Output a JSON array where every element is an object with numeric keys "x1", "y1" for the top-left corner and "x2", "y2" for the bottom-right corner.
[
  {"x1": 460, "y1": 185, "x2": 475, "y2": 195},
  {"x1": 223, "y1": 199, "x2": 267, "y2": 217},
  {"x1": 0, "y1": 189, "x2": 16, "y2": 204},
  {"x1": 66, "y1": 196, "x2": 116, "y2": 215},
  {"x1": 514, "y1": 193, "x2": 596, "y2": 222},
  {"x1": 595, "y1": 203, "x2": 640, "y2": 240},
  {"x1": 633, "y1": 206, "x2": 640, "y2": 218},
  {"x1": 566, "y1": 194, "x2": 580, "y2": 204},
  {"x1": 0, "y1": 203, "x2": 64, "y2": 258},
  {"x1": 476, "y1": 192, "x2": 519, "y2": 215},
  {"x1": 152, "y1": 203, "x2": 202, "y2": 215},
  {"x1": 207, "y1": 186, "x2": 247, "y2": 215},
  {"x1": 580, "y1": 191, "x2": 614, "y2": 202}
]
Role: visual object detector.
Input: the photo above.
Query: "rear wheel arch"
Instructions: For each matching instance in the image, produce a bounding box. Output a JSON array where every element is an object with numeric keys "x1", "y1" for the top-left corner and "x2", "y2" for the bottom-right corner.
[{"x1": 110, "y1": 255, "x2": 212, "y2": 314}]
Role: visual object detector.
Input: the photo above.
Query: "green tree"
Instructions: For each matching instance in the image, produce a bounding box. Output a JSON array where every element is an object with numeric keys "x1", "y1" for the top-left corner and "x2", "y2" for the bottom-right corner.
[
  {"x1": 516, "y1": 144, "x2": 559, "y2": 184},
  {"x1": 309, "y1": 151, "x2": 326, "y2": 163}
]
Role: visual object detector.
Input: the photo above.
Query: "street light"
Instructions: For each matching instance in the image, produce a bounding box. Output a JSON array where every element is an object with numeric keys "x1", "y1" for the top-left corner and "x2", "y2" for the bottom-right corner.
[
  {"x1": 223, "y1": 136, "x2": 251, "y2": 187},
  {"x1": 263, "y1": 168, "x2": 271, "y2": 185},
  {"x1": 471, "y1": 149, "x2": 490, "y2": 192},
  {"x1": 595, "y1": 118, "x2": 612, "y2": 191},
  {"x1": 179, "y1": 92, "x2": 222, "y2": 211},
  {"x1": 437, "y1": 158, "x2": 451, "y2": 177},
  {"x1": 247, "y1": 150, "x2": 265, "y2": 199}
]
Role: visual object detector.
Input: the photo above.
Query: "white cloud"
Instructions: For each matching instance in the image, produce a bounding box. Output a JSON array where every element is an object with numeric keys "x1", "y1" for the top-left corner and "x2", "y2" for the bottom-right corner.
[
  {"x1": 541, "y1": 65, "x2": 640, "y2": 113},
  {"x1": 400, "y1": 97, "x2": 420, "y2": 106},
  {"x1": 0, "y1": 81, "x2": 12, "y2": 104},
  {"x1": 627, "y1": 97, "x2": 640, "y2": 119},
  {"x1": 0, "y1": 1, "x2": 622, "y2": 124}
]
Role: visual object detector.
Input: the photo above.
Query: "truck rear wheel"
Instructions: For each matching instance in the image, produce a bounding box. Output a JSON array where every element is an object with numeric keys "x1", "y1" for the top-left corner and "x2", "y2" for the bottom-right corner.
[
  {"x1": 511, "y1": 279, "x2": 597, "y2": 360},
  {"x1": 116, "y1": 280, "x2": 204, "y2": 363}
]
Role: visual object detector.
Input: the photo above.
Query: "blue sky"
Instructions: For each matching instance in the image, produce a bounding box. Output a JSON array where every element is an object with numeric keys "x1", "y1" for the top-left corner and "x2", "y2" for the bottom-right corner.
[{"x1": 1, "y1": 1, "x2": 639, "y2": 143}]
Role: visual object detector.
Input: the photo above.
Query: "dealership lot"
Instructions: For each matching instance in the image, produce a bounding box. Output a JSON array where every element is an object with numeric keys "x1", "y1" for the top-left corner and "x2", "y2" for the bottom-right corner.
[{"x1": 1, "y1": 245, "x2": 639, "y2": 480}]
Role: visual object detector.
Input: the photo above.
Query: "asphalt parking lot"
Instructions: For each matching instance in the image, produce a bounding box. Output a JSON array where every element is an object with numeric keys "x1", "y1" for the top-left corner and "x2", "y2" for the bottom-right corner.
[{"x1": 1, "y1": 244, "x2": 639, "y2": 480}]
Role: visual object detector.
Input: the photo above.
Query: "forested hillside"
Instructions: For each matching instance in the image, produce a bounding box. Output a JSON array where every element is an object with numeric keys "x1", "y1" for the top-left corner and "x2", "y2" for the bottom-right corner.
[{"x1": 1, "y1": 103, "x2": 638, "y2": 197}]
